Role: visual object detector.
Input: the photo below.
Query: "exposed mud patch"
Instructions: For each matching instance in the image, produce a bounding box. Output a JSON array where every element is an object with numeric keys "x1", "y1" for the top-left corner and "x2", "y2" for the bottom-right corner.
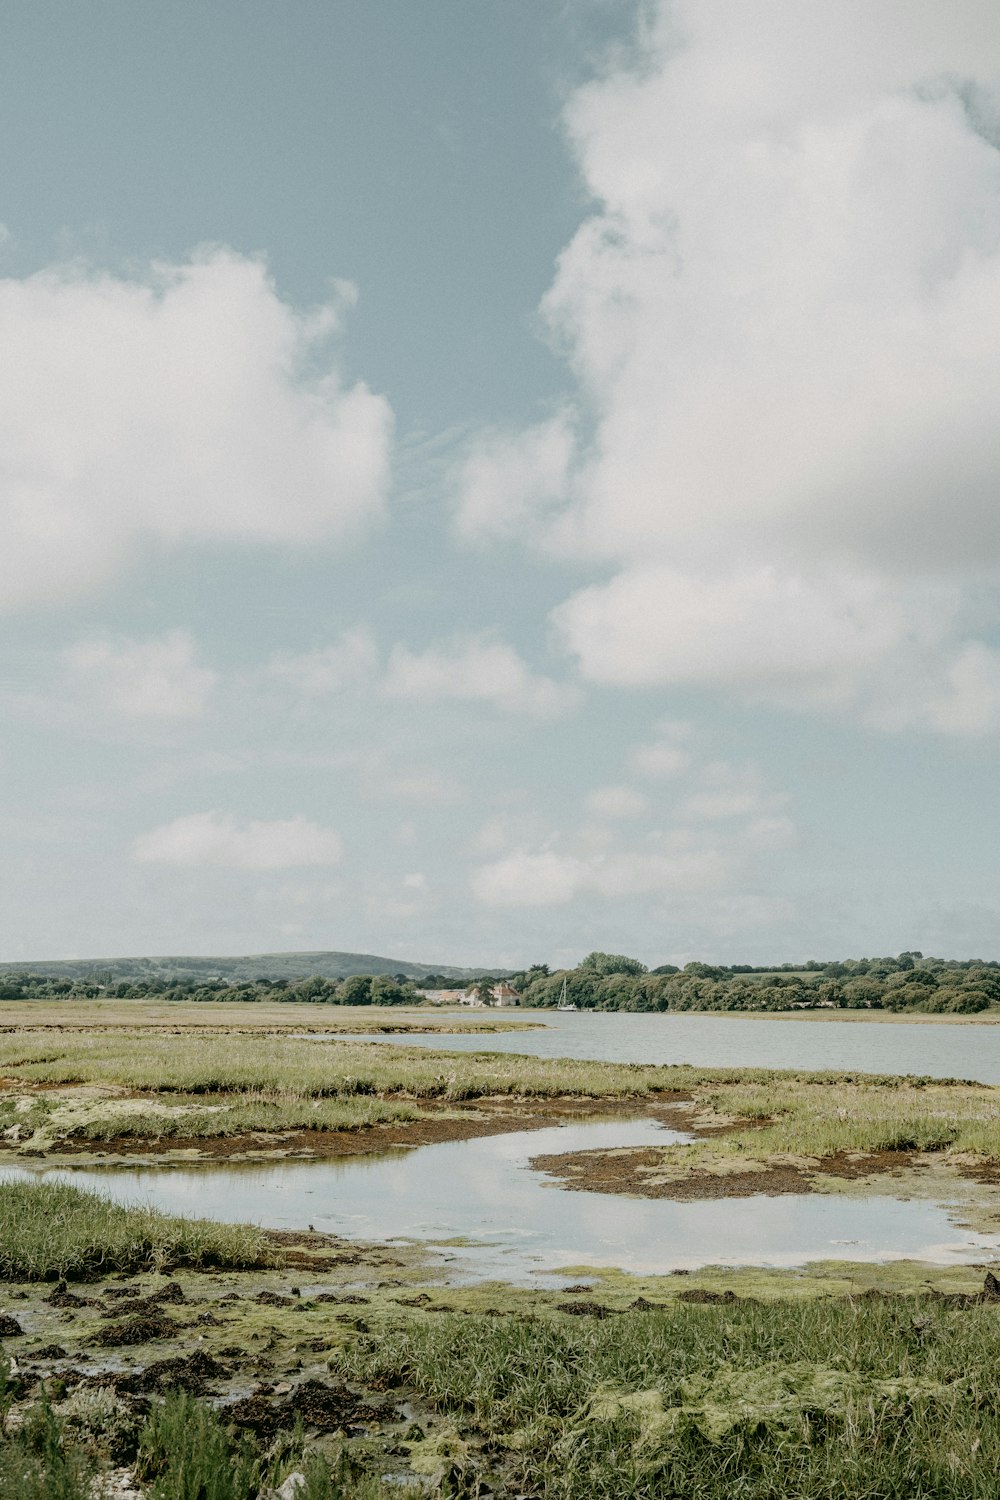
[
  {"x1": 530, "y1": 1144, "x2": 935, "y2": 1200},
  {"x1": 532, "y1": 1144, "x2": 813, "y2": 1199}
]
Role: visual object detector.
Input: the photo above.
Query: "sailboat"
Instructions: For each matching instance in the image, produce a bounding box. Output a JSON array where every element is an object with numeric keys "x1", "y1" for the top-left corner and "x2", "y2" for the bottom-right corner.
[{"x1": 556, "y1": 976, "x2": 577, "y2": 1012}]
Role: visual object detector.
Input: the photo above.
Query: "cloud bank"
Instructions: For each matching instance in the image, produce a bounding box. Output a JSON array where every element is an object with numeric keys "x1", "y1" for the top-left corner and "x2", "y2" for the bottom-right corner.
[{"x1": 458, "y1": 0, "x2": 1000, "y2": 733}]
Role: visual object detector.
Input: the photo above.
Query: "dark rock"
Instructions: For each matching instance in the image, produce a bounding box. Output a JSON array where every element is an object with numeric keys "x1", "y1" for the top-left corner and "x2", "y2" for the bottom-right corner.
[{"x1": 0, "y1": 1313, "x2": 24, "y2": 1337}]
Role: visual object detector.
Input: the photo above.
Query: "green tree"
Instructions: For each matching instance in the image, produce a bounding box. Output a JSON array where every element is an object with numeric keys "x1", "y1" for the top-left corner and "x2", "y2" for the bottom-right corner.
[{"x1": 580, "y1": 951, "x2": 648, "y2": 977}]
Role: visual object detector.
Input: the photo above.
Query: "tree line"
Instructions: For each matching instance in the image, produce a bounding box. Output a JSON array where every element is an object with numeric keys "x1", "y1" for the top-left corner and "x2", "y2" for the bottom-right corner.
[
  {"x1": 2, "y1": 949, "x2": 999, "y2": 1014},
  {"x1": 0, "y1": 972, "x2": 422, "y2": 1005},
  {"x1": 504, "y1": 951, "x2": 1000, "y2": 1014}
]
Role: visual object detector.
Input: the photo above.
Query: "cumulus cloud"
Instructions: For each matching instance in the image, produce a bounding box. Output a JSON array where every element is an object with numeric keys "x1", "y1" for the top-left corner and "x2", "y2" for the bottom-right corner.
[
  {"x1": 65, "y1": 630, "x2": 217, "y2": 719},
  {"x1": 0, "y1": 249, "x2": 392, "y2": 610},
  {"x1": 383, "y1": 634, "x2": 580, "y2": 718},
  {"x1": 132, "y1": 811, "x2": 344, "y2": 869},
  {"x1": 464, "y1": 2, "x2": 1000, "y2": 732},
  {"x1": 262, "y1": 627, "x2": 378, "y2": 696}
]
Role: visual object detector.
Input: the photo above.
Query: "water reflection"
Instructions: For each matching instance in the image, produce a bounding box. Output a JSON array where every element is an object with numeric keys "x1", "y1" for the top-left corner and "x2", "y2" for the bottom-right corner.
[{"x1": 5, "y1": 1117, "x2": 997, "y2": 1285}]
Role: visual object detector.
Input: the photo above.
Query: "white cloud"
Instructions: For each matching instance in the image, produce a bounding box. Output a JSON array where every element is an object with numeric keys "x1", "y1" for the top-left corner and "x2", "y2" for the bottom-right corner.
[
  {"x1": 471, "y1": 839, "x2": 734, "y2": 909},
  {"x1": 383, "y1": 634, "x2": 580, "y2": 718},
  {"x1": 467, "y1": 2, "x2": 1000, "y2": 733},
  {"x1": 453, "y1": 413, "x2": 574, "y2": 543},
  {"x1": 262, "y1": 627, "x2": 378, "y2": 696},
  {"x1": 555, "y1": 567, "x2": 918, "y2": 700},
  {"x1": 584, "y1": 784, "x2": 647, "y2": 820},
  {"x1": 65, "y1": 629, "x2": 216, "y2": 719},
  {"x1": 132, "y1": 811, "x2": 344, "y2": 869},
  {"x1": 0, "y1": 249, "x2": 392, "y2": 610}
]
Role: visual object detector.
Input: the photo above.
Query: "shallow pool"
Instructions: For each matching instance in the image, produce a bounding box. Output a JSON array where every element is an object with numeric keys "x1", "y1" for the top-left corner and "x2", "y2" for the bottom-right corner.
[{"x1": 6, "y1": 1116, "x2": 998, "y2": 1285}]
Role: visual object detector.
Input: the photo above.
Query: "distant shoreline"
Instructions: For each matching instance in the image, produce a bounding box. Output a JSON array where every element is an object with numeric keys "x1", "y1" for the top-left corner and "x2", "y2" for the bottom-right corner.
[{"x1": 514, "y1": 1006, "x2": 1000, "y2": 1026}]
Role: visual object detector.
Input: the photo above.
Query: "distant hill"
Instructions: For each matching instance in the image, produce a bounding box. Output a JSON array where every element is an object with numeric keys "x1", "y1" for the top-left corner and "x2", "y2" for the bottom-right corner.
[{"x1": 0, "y1": 950, "x2": 508, "y2": 984}]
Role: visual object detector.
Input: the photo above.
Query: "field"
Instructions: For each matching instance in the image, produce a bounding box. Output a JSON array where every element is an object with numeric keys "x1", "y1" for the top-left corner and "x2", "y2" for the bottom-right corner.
[{"x1": 0, "y1": 1001, "x2": 998, "y2": 1498}]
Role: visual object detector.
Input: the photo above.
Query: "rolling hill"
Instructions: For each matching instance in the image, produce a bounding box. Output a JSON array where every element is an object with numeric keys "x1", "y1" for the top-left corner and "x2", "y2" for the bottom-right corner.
[{"x1": 0, "y1": 950, "x2": 508, "y2": 984}]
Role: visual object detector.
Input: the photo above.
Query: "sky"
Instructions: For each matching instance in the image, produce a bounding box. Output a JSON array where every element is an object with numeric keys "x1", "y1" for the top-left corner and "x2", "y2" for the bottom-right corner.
[{"x1": 3, "y1": 0, "x2": 1000, "y2": 971}]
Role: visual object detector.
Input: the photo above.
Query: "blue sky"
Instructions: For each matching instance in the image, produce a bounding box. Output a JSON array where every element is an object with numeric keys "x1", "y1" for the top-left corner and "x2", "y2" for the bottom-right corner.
[{"x1": 3, "y1": 1, "x2": 1000, "y2": 969}]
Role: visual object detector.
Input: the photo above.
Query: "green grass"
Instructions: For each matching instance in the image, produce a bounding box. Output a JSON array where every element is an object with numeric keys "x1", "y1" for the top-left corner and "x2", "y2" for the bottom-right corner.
[
  {"x1": 336, "y1": 1298, "x2": 1000, "y2": 1499},
  {"x1": 58, "y1": 1091, "x2": 418, "y2": 1143},
  {"x1": 703, "y1": 1078, "x2": 1000, "y2": 1159},
  {"x1": 0, "y1": 1179, "x2": 276, "y2": 1280},
  {"x1": 138, "y1": 1391, "x2": 262, "y2": 1500}
]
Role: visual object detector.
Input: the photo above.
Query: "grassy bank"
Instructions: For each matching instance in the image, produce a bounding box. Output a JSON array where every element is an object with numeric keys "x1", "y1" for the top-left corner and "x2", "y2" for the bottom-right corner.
[{"x1": 0, "y1": 1179, "x2": 274, "y2": 1280}]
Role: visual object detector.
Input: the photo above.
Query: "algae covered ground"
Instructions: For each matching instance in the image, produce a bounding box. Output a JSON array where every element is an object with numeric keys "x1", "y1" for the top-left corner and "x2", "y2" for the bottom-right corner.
[{"x1": 0, "y1": 1002, "x2": 999, "y2": 1497}]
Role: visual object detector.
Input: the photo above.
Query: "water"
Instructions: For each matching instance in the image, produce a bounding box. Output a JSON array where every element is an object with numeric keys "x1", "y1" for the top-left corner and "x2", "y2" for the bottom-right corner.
[
  {"x1": 326, "y1": 1011, "x2": 1000, "y2": 1084},
  {"x1": 6, "y1": 1117, "x2": 997, "y2": 1285}
]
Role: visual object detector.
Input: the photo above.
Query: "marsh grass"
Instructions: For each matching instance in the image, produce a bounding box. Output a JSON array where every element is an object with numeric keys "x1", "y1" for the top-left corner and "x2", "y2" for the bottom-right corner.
[
  {"x1": 0, "y1": 1032, "x2": 670, "y2": 1098},
  {"x1": 0, "y1": 1179, "x2": 275, "y2": 1280},
  {"x1": 59, "y1": 1092, "x2": 417, "y2": 1143},
  {"x1": 337, "y1": 1298, "x2": 1000, "y2": 1498},
  {"x1": 705, "y1": 1080, "x2": 1000, "y2": 1160}
]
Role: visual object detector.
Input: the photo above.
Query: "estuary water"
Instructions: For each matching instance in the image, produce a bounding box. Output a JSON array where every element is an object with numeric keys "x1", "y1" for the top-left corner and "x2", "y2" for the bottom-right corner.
[
  {"x1": 329, "y1": 1011, "x2": 1000, "y2": 1085},
  {"x1": 5, "y1": 1116, "x2": 998, "y2": 1285}
]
